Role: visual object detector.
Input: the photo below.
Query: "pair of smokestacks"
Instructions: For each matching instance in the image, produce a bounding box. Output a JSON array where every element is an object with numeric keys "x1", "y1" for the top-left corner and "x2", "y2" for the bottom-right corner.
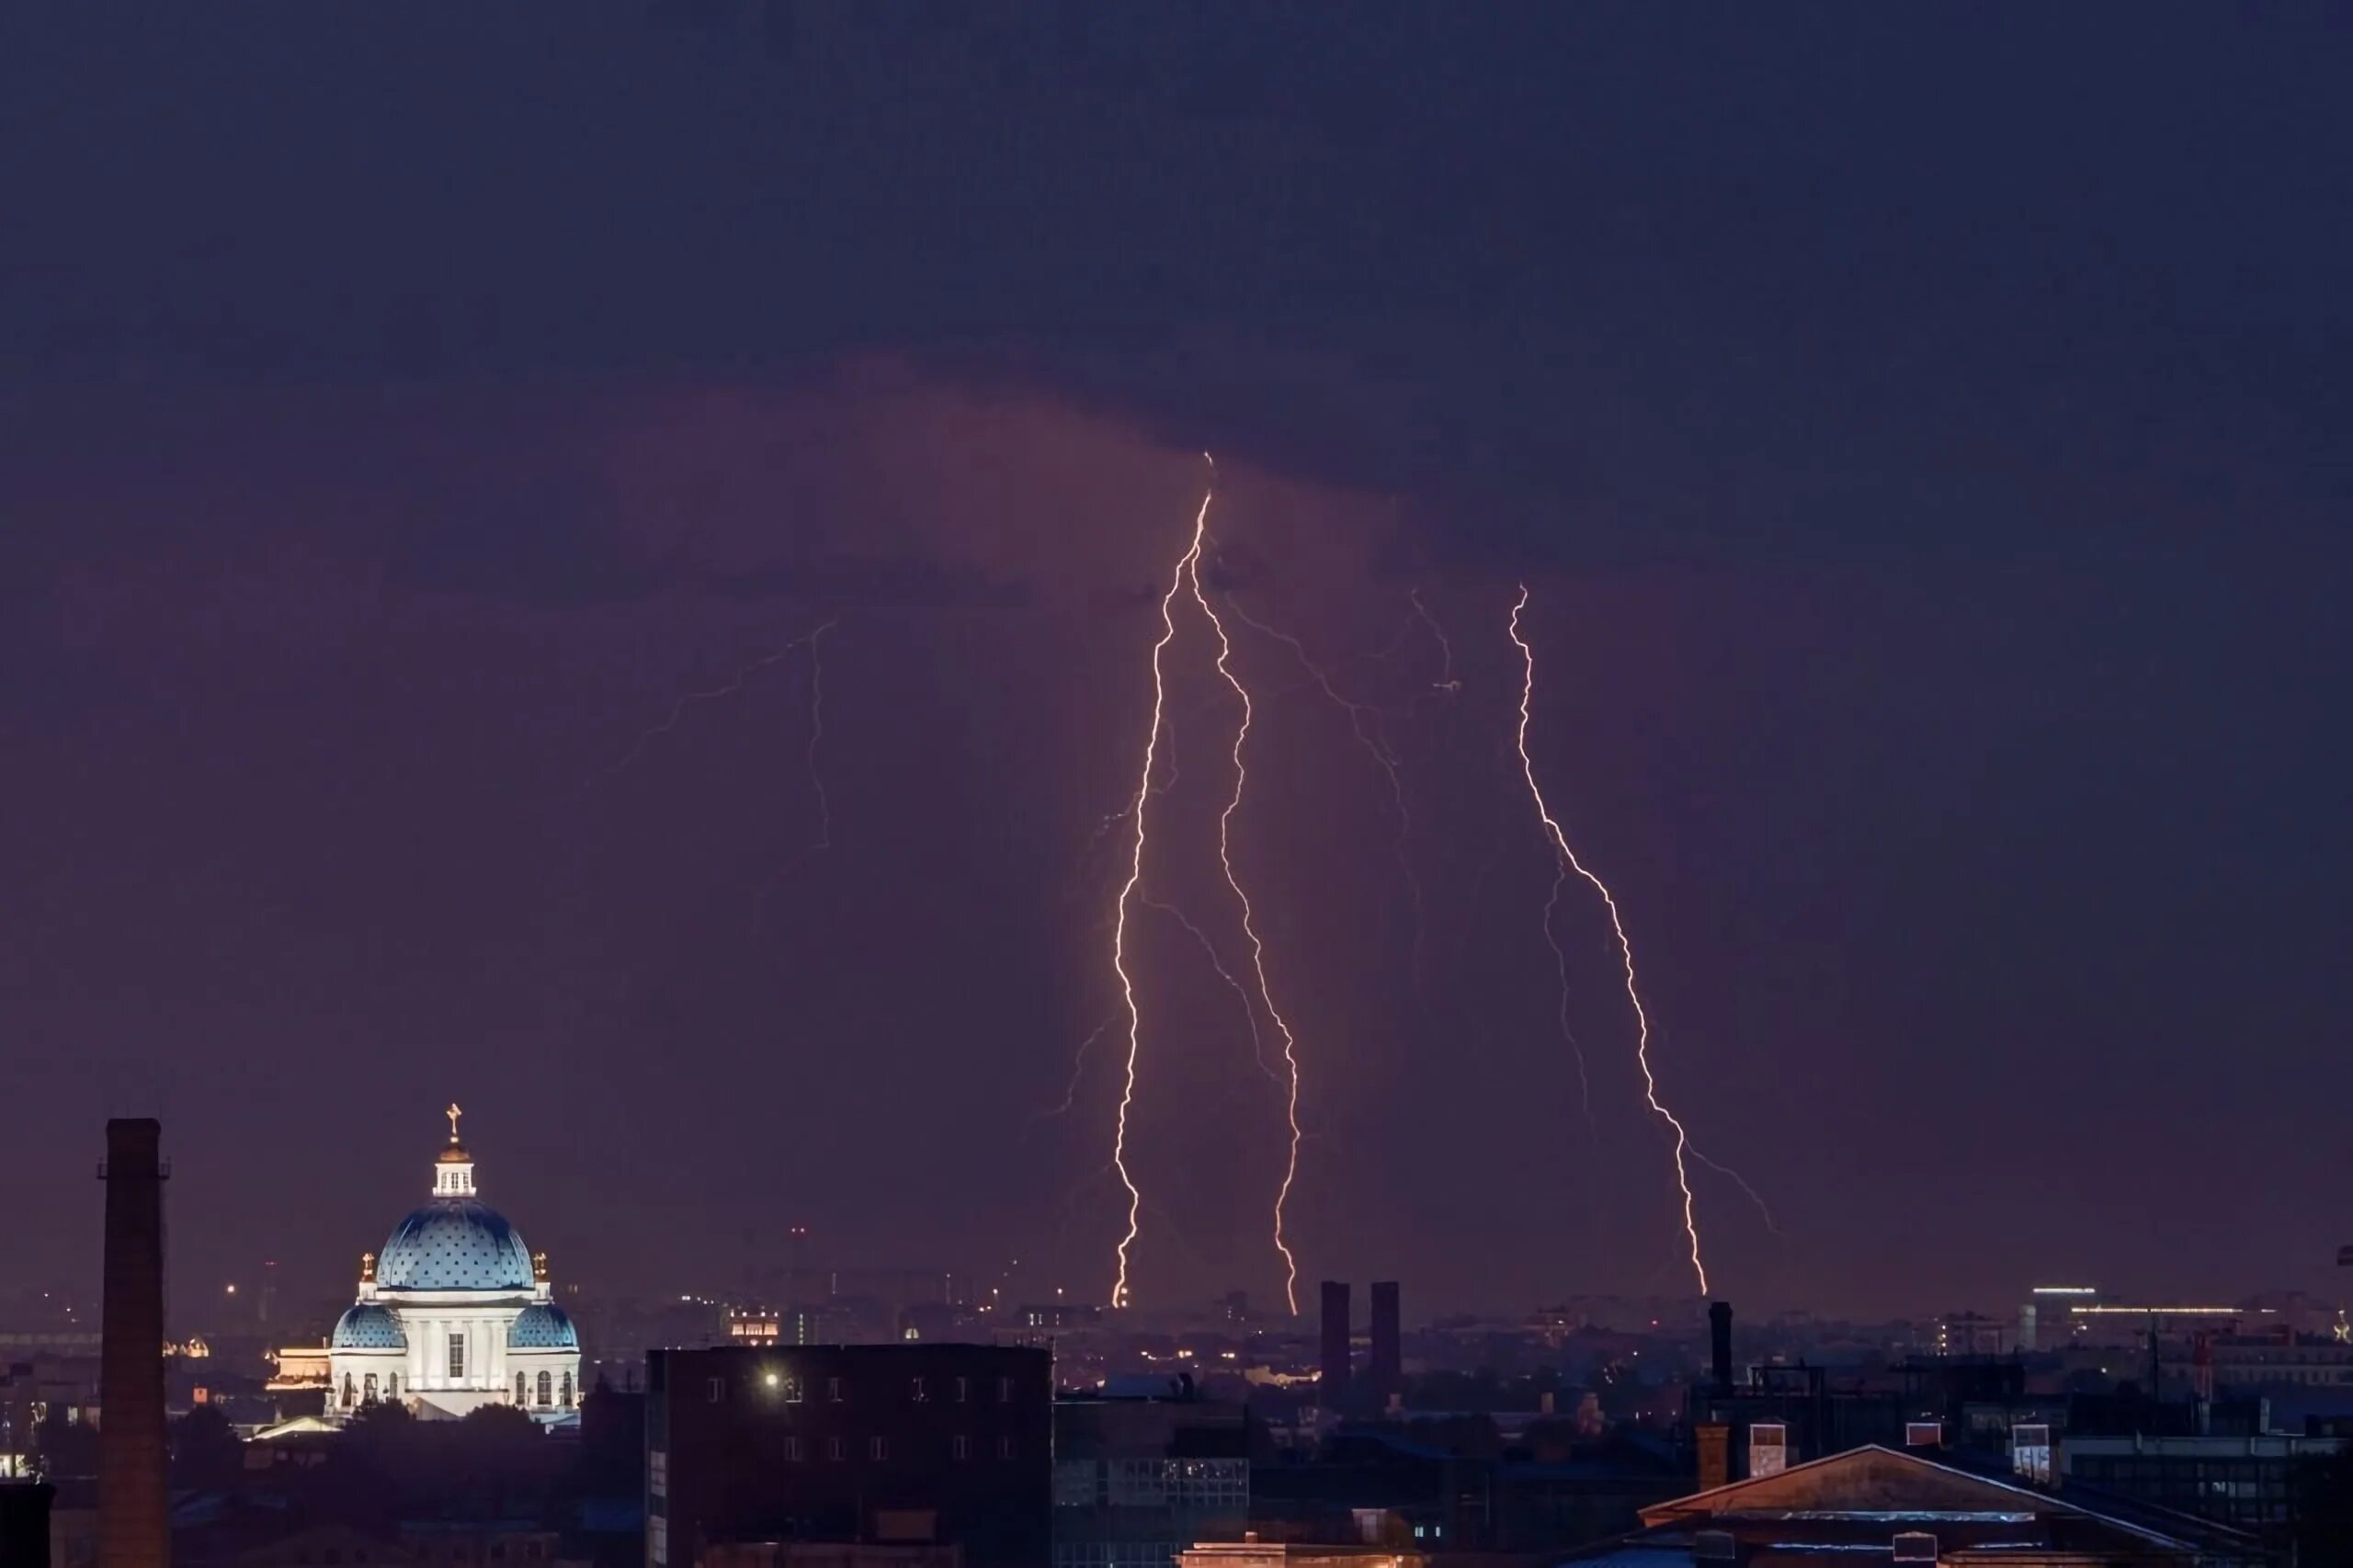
[{"x1": 1318, "y1": 1280, "x2": 1401, "y2": 1411}]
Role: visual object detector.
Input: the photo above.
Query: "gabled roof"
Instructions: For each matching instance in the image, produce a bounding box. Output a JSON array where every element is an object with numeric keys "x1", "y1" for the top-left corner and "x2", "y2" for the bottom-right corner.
[{"x1": 1638, "y1": 1444, "x2": 2190, "y2": 1550}]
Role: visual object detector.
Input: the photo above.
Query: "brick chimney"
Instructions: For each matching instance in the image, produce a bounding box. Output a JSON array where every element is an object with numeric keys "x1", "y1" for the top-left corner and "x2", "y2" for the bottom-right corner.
[{"x1": 98, "y1": 1119, "x2": 168, "y2": 1568}]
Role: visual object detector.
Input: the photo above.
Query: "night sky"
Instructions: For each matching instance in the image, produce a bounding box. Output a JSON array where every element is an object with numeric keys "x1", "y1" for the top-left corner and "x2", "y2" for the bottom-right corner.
[{"x1": 3, "y1": 4, "x2": 2348, "y2": 1320}]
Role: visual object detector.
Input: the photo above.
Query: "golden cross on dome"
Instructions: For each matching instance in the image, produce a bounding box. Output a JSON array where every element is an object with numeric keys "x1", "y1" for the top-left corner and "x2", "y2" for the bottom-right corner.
[{"x1": 446, "y1": 1102, "x2": 462, "y2": 1142}]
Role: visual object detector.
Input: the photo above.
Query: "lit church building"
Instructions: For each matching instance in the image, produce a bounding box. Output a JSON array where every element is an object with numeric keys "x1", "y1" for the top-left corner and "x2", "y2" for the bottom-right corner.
[{"x1": 327, "y1": 1108, "x2": 582, "y2": 1421}]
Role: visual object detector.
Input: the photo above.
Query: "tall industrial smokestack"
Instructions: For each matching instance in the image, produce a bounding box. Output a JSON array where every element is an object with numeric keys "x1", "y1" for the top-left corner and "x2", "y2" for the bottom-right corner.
[
  {"x1": 1709, "y1": 1301, "x2": 1733, "y2": 1392},
  {"x1": 1369, "y1": 1282, "x2": 1402, "y2": 1407},
  {"x1": 98, "y1": 1119, "x2": 168, "y2": 1568},
  {"x1": 1318, "y1": 1281, "x2": 1352, "y2": 1411}
]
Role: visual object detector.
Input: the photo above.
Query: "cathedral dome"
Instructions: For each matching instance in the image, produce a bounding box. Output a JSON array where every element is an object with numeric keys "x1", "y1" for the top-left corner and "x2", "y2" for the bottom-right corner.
[
  {"x1": 376, "y1": 1200, "x2": 535, "y2": 1291},
  {"x1": 507, "y1": 1302, "x2": 578, "y2": 1350},
  {"x1": 332, "y1": 1302, "x2": 408, "y2": 1350}
]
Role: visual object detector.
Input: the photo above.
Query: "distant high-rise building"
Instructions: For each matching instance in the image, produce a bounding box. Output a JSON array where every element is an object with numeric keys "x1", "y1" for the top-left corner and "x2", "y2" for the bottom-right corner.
[
  {"x1": 1318, "y1": 1282, "x2": 1350, "y2": 1412},
  {"x1": 98, "y1": 1119, "x2": 167, "y2": 1568}
]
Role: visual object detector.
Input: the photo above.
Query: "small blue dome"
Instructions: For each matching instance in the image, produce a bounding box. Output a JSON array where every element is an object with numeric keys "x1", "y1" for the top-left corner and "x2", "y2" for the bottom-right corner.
[
  {"x1": 332, "y1": 1302, "x2": 408, "y2": 1350},
  {"x1": 376, "y1": 1199, "x2": 534, "y2": 1292},
  {"x1": 508, "y1": 1302, "x2": 578, "y2": 1350}
]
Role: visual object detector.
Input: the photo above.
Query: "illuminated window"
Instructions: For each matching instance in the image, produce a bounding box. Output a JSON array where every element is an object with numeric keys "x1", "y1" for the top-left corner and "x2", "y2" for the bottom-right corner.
[
  {"x1": 648, "y1": 1518, "x2": 667, "y2": 1568},
  {"x1": 784, "y1": 1376, "x2": 804, "y2": 1404},
  {"x1": 650, "y1": 1450, "x2": 667, "y2": 1496},
  {"x1": 362, "y1": 1373, "x2": 379, "y2": 1403}
]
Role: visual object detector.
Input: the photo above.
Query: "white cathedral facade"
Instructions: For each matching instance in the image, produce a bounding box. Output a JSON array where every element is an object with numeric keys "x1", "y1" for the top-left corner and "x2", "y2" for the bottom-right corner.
[{"x1": 327, "y1": 1108, "x2": 582, "y2": 1422}]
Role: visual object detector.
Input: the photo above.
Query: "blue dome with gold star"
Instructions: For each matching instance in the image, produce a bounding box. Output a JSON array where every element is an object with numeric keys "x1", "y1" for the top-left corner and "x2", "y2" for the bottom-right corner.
[
  {"x1": 375, "y1": 1198, "x2": 535, "y2": 1291},
  {"x1": 331, "y1": 1301, "x2": 408, "y2": 1349},
  {"x1": 507, "y1": 1302, "x2": 578, "y2": 1349}
]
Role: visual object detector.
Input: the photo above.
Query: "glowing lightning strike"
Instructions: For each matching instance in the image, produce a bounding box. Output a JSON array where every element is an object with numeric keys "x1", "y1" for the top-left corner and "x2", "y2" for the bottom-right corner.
[
  {"x1": 1508, "y1": 584, "x2": 1747, "y2": 1296},
  {"x1": 1185, "y1": 543, "x2": 1309, "y2": 1317},
  {"x1": 1106, "y1": 471, "x2": 1216, "y2": 1311}
]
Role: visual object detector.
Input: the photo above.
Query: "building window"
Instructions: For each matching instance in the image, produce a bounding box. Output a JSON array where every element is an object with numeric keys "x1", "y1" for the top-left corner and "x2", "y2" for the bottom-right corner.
[
  {"x1": 649, "y1": 1450, "x2": 668, "y2": 1497},
  {"x1": 998, "y1": 1436, "x2": 1017, "y2": 1460},
  {"x1": 342, "y1": 1374, "x2": 356, "y2": 1409},
  {"x1": 783, "y1": 1376, "x2": 803, "y2": 1404},
  {"x1": 562, "y1": 1372, "x2": 574, "y2": 1407},
  {"x1": 363, "y1": 1373, "x2": 379, "y2": 1404},
  {"x1": 870, "y1": 1437, "x2": 890, "y2": 1460},
  {"x1": 953, "y1": 1436, "x2": 971, "y2": 1461},
  {"x1": 955, "y1": 1377, "x2": 969, "y2": 1403},
  {"x1": 648, "y1": 1518, "x2": 667, "y2": 1568},
  {"x1": 449, "y1": 1333, "x2": 466, "y2": 1380},
  {"x1": 827, "y1": 1437, "x2": 845, "y2": 1461},
  {"x1": 783, "y1": 1437, "x2": 801, "y2": 1462},
  {"x1": 827, "y1": 1377, "x2": 844, "y2": 1403},
  {"x1": 537, "y1": 1370, "x2": 552, "y2": 1407},
  {"x1": 517, "y1": 1372, "x2": 528, "y2": 1405},
  {"x1": 388, "y1": 1373, "x2": 398, "y2": 1399},
  {"x1": 996, "y1": 1377, "x2": 1014, "y2": 1403},
  {"x1": 910, "y1": 1377, "x2": 927, "y2": 1403},
  {"x1": 708, "y1": 1377, "x2": 725, "y2": 1403}
]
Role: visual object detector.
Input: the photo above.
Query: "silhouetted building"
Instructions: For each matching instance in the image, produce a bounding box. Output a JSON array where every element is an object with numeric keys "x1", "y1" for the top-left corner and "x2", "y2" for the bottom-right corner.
[
  {"x1": 647, "y1": 1345, "x2": 1049, "y2": 1568},
  {"x1": 98, "y1": 1119, "x2": 167, "y2": 1568},
  {"x1": 1316, "y1": 1287, "x2": 1348, "y2": 1414},
  {"x1": 0, "y1": 1482, "x2": 53, "y2": 1568},
  {"x1": 1687, "y1": 1363, "x2": 1906, "y2": 1483},
  {"x1": 2063, "y1": 1431, "x2": 2347, "y2": 1538},
  {"x1": 1575, "y1": 1444, "x2": 2260, "y2": 1567},
  {"x1": 1365, "y1": 1287, "x2": 1399, "y2": 1411},
  {"x1": 1052, "y1": 1390, "x2": 1248, "y2": 1568}
]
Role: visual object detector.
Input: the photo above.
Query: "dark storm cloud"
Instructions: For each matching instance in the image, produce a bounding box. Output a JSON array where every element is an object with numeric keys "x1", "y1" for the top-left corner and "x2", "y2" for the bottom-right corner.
[
  {"x1": 4, "y1": 3, "x2": 2350, "y2": 1315},
  {"x1": 7, "y1": 4, "x2": 2345, "y2": 568}
]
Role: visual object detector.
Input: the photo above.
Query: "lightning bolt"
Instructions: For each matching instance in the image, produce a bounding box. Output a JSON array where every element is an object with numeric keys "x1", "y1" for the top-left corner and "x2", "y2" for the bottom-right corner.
[
  {"x1": 592, "y1": 643, "x2": 794, "y2": 787},
  {"x1": 1185, "y1": 546, "x2": 1309, "y2": 1317},
  {"x1": 754, "y1": 618, "x2": 840, "y2": 930},
  {"x1": 1508, "y1": 584, "x2": 1756, "y2": 1296},
  {"x1": 1222, "y1": 596, "x2": 1429, "y2": 1008},
  {"x1": 1141, "y1": 897, "x2": 1279, "y2": 1085},
  {"x1": 1027, "y1": 1016, "x2": 1115, "y2": 1134},
  {"x1": 1410, "y1": 587, "x2": 1462, "y2": 694},
  {"x1": 1107, "y1": 472, "x2": 1214, "y2": 1310}
]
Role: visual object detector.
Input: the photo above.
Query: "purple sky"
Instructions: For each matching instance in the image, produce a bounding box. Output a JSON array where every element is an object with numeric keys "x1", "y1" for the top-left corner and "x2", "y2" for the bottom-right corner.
[{"x1": 2, "y1": 4, "x2": 2347, "y2": 1321}]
